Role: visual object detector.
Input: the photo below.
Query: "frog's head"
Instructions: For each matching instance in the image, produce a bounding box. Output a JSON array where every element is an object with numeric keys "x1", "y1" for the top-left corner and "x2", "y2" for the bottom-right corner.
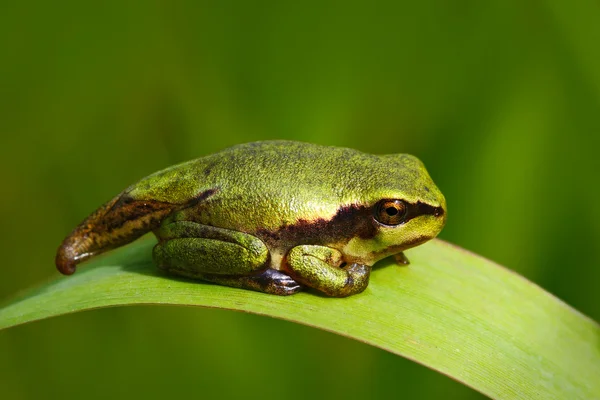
[{"x1": 342, "y1": 153, "x2": 447, "y2": 265}]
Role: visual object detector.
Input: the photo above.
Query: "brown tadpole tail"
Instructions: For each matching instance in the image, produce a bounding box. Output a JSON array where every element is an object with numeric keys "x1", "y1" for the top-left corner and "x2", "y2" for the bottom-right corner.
[
  {"x1": 55, "y1": 192, "x2": 182, "y2": 275},
  {"x1": 55, "y1": 247, "x2": 79, "y2": 275}
]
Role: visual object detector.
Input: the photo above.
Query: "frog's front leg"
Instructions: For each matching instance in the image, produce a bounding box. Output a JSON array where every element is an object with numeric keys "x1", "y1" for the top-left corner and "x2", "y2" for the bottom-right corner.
[
  {"x1": 283, "y1": 245, "x2": 371, "y2": 297},
  {"x1": 153, "y1": 221, "x2": 302, "y2": 295}
]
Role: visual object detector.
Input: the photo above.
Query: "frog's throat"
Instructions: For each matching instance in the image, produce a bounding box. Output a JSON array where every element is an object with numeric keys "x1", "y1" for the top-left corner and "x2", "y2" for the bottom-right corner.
[{"x1": 55, "y1": 189, "x2": 216, "y2": 275}]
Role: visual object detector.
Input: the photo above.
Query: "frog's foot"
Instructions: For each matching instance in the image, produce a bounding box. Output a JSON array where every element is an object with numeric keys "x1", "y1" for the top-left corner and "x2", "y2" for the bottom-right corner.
[{"x1": 194, "y1": 268, "x2": 303, "y2": 296}]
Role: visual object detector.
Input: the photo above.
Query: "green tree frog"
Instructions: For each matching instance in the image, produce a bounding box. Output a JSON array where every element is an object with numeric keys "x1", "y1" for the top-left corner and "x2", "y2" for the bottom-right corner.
[{"x1": 56, "y1": 141, "x2": 446, "y2": 297}]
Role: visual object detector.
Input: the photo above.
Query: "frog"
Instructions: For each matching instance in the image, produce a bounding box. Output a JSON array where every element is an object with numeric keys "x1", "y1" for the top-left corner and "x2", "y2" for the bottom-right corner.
[{"x1": 56, "y1": 140, "x2": 447, "y2": 297}]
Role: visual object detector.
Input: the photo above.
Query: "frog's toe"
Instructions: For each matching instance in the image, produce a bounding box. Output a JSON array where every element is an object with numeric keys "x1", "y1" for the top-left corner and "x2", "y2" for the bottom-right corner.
[{"x1": 258, "y1": 269, "x2": 303, "y2": 295}]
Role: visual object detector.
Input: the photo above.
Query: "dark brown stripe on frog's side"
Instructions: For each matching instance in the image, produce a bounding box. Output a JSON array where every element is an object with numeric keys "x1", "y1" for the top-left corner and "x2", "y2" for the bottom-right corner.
[
  {"x1": 56, "y1": 188, "x2": 218, "y2": 275},
  {"x1": 256, "y1": 204, "x2": 374, "y2": 248},
  {"x1": 256, "y1": 200, "x2": 443, "y2": 249},
  {"x1": 403, "y1": 201, "x2": 445, "y2": 223}
]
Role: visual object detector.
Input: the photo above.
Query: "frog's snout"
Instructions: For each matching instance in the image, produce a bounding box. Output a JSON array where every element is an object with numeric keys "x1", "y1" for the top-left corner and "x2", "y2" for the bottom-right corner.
[{"x1": 437, "y1": 195, "x2": 448, "y2": 226}]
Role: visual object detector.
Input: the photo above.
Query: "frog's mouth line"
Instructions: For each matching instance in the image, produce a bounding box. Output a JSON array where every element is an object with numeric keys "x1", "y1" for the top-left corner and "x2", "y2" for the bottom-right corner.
[
  {"x1": 370, "y1": 235, "x2": 431, "y2": 259},
  {"x1": 401, "y1": 234, "x2": 431, "y2": 248}
]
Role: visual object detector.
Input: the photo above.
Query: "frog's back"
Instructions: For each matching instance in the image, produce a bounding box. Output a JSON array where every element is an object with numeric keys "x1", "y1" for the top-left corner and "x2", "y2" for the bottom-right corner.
[
  {"x1": 135, "y1": 141, "x2": 378, "y2": 230},
  {"x1": 131, "y1": 141, "x2": 372, "y2": 197},
  {"x1": 130, "y1": 141, "x2": 428, "y2": 229},
  {"x1": 195, "y1": 140, "x2": 423, "y2": 198}
]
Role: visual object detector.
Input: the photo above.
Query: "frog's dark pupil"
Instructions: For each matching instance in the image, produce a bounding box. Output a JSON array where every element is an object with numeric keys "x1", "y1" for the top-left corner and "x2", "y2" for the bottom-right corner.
[{"x1": 386, "y1": 207, "x2": 398, "y2": 216}]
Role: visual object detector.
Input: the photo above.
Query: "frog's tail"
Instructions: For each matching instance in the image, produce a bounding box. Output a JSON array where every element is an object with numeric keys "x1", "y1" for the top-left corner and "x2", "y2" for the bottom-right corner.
[{"x1": 55, "y1": 192, "x2": 179, "y2": 275}]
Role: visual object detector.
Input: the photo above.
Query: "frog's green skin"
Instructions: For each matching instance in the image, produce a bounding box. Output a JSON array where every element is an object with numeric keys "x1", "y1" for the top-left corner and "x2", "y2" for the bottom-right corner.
[{"x1": 56, "y1": 141, "x2": 446, "y2": 297}]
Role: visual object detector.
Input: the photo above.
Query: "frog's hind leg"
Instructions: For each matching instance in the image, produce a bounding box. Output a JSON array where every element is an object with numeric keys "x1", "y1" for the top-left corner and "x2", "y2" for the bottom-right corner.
[
  {"x1": 153, "y1": 221, "x2": 303, "y2": 295},
  {"x1": 166, "y1": 267, "x2": 303, "y2": 296}
]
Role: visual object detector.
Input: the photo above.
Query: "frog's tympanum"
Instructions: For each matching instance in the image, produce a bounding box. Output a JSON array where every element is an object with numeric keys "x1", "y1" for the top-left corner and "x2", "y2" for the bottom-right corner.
[{"x1": 56, "y1": 141, "x2": 446, "y2": 297}]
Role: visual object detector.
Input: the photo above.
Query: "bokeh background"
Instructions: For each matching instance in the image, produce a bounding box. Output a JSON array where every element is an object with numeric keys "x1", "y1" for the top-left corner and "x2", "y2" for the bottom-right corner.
[{"x1": 1, "y1": 1, "x2": 599, "y2": 399}]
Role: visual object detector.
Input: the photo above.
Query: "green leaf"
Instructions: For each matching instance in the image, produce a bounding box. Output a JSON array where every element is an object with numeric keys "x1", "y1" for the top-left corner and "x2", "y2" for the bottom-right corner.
[{"x1": 1, "y1": 238, "x2": 598, "y2": 399}]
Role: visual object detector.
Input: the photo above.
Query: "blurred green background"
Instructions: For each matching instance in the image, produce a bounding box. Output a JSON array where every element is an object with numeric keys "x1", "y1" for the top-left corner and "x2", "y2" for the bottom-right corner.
[{"x1": 1, "y1": 1, "x2": 599, "y2": 399}]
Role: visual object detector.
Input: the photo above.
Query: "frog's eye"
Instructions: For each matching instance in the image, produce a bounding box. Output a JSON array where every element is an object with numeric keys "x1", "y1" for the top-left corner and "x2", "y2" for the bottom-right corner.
[{"x1": 375, "y1": 200, "x2": 408, "y2": 225}]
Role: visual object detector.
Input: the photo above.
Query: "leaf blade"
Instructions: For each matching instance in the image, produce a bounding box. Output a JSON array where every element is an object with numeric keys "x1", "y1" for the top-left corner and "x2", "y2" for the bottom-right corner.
[{"x1": 1, "y1": 238, "x2": 598, "y2": 399}]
